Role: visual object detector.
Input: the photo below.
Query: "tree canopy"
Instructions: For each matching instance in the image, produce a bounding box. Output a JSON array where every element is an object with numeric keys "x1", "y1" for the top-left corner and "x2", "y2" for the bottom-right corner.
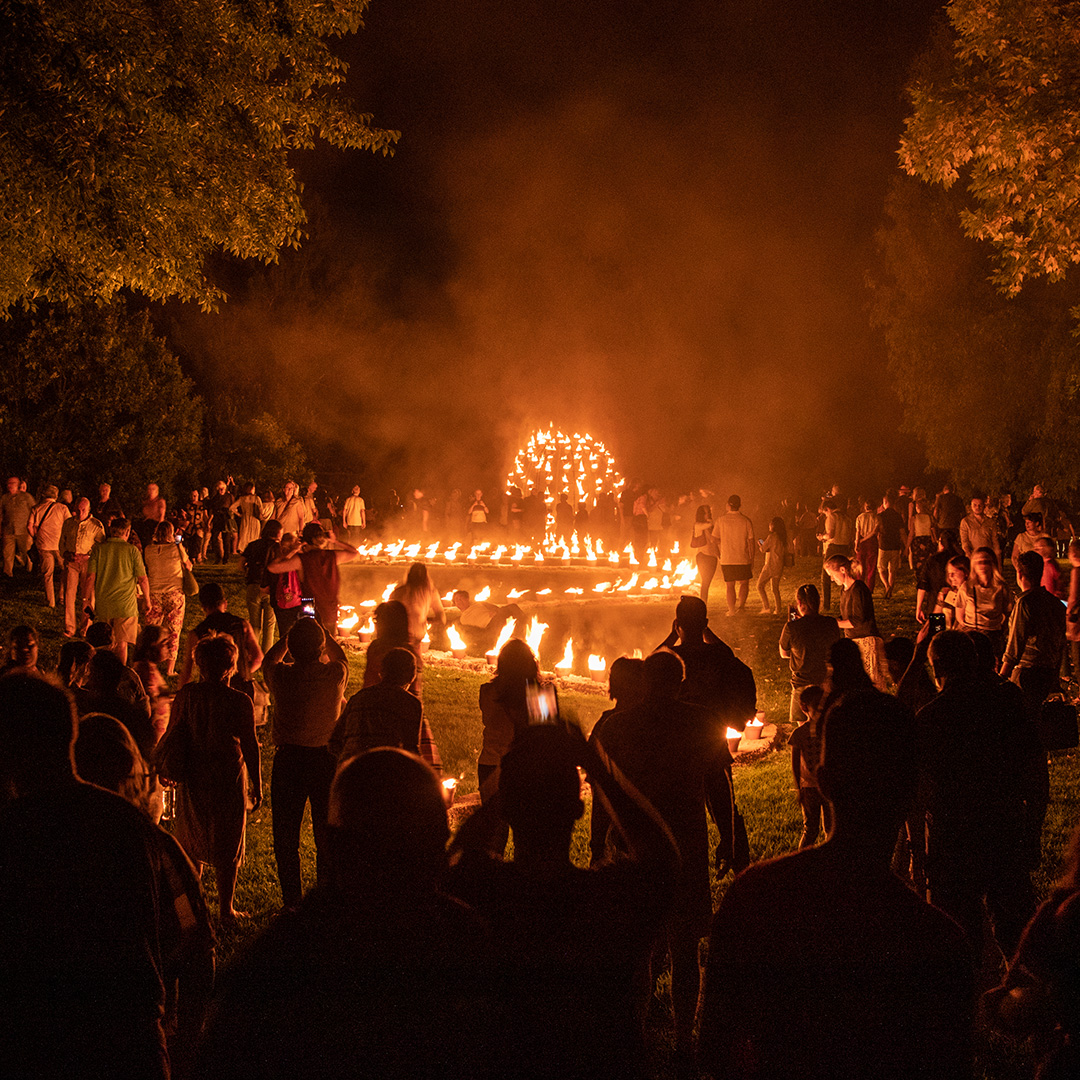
[
  {"x1": 0, "y1": 303, "x2": 203, "y2": 503},
  {"x1": 899, "y1": 1, "x2": 1080, "y2": 296},
  {"x1": 870, "y1": 174, "x2": 1080, "y2": 496},
  {"x1": 0, "y1": 0, "x2": 397, "y2": 313}
]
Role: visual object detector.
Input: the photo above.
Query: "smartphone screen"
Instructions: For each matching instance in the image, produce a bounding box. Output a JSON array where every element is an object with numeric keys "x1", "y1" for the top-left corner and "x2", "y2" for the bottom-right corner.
[
  {"x1": 300, "y1": 597, "x2": 316, "y2": 617},
  {"x1": 928, "y1": 612, "x2": 946, "y2": 635},
  {"x1": 525, "y1": 681, "x2": 559, "y2": 724}
]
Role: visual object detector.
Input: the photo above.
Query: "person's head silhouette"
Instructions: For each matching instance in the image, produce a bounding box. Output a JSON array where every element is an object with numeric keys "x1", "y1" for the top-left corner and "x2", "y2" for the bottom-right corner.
[{"x1": 329, "y1": 748, "x2": 449, "y2": 893}]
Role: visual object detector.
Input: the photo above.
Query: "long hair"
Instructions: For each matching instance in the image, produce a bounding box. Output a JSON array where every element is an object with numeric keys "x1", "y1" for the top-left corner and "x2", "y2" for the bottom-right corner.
[{"x1": 770, "y1": 516, "x2": 788, "y2": 548}]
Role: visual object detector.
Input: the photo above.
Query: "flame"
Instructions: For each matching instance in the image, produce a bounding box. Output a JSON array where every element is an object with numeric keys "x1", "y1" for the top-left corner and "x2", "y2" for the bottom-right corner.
[
  {"x1": 725, "y1": 727, "x2": 743, "y2": 740},
  {"x1": 565, "y1": 587, "x2": 584, "y2": 595},
  {"x1": 489, "y1": 545, "x2": 506, "y2": 562},
  {"x1": 608, "y1": 550, "x2": 620, "y2": 564},
  {"x1": 507, "y1": 588, "x2": 527, "y2": 599},
  {"x1": 338, "y1": 607, "x2": 359, "y2": 631},
  {"x1": 442, "y1": 590, "x2": 454, "y2": 603},
  {"x1": 555, "y1": 638, "x2": 574, "y2": 671},
  {"x1": 381, "y1": 582, "x2": 395, "y2": 601},
  {"x1": 405, "y1": 543, "x2": 420, "y2": 558},
  {"x1": 593, "y1": 581, "x2": 612, "y2": 593},
  {"x1": 359, "y1": 617, "x2": 375, "y2": 635},
  {"x1": 587, "y1": 654, "x2": 607, "y2": 672},
  {"x1": 446, "y1": 624, "x2": 467, "y2": 651},
  {"x1": 525, "y1": 615, "x2": 548, "y2": 654},
  {"x1": 475, "y1": 586, "x2": 491, "y2": 602},
  {"x1": 647, "y1": 550, "x2": 658, "y2": 568},
  {"x1": 491, "y1": 617, "x2": 517, "y2": 657},
  {"x1": 616, "y1": 573, "x2": 639, "y2": 593},
  {"x1": 642, "y1": 577, "x2": 659, "y2": 590}
]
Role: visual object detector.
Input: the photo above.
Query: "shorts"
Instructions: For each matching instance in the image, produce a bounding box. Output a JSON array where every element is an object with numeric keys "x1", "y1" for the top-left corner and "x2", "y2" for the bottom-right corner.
[
  {"x1": 110, "y1": 616, "x2": 139, "y2": 645},
  {"x1": 877, "y1": 549, "x2": 901, "y2": 575},
  {"x1": 721, "y1": 564, "x2": 752, "y2": 582}
]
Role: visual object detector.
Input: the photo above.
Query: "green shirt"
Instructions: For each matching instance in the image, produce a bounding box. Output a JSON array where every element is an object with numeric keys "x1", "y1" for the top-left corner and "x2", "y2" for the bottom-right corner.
[{"x1": 88, "y1": 538, "x2": 146, "y2": 620}]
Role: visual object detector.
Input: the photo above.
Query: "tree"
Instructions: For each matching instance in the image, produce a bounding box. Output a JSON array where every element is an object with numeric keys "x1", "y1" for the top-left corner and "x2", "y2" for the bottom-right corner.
[
  {"x1": 869, "y1": 175, "x2": 1080, "y2": 497},
  {"x1": 0, "y1": 303, "x2": 203, "y2": 504},
  {"x1": 202, "y1": 408, "x2": 309, "y2": 492},
  {"x1": 0, "y1": 0, "x2": 398, "y2": 313},
  {"x1": 899, "y1": 1, "x2": 1080, "y2": 296}
]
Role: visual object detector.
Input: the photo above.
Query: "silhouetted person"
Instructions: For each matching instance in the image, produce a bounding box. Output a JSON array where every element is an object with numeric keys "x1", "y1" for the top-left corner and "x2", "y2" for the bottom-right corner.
[
  {"x1": 74, "y1": 712, "x2": 215, "y2": 1078},
  {"x1": 788, "y1": 684, "x2": 830, "y2": 848},
  {"x1": 779, "y1": 583, "x2": 841, "y2": 723},
  {"x1": 590, "y1": 650, "x2": 731, "y2": 1068},
  {"x1": 199, "y1": 749, "x2": 491, "y2": 1080},
  {"x1": 587, "y1": 655, "x2": 646, "y2": 756},
  {"x1": 0, "y1": 674, "x2": 203, "y2": 1079},
  {"x1": 179, "y1": 580, "x2": 264, "y2": 693},
  {"x1": 700, "y1": 690, "x2": 974, "y2": 1080},
  {"x1": 331, "y1": 647, "x2": 423, "y2": 761},
  {"x1": 448, "y1": 723, "x2": 679, "y2": 1080},
  {"x1": 1001, "y1": 549, "x2": 1066, "y2": 717},
  {"x1": 364, "y1": 599, "x2": 422, "y2": 694},
  {"x1": 919, "y1": 630, "x2": 1042, "y2": 959},
  {"x1": 74, "y1": 647, "x2": 155, "y2": 759},
  {"x1": 656, "y1": 595, "x2": 755, "y2": 874},
  {"x1": 983, "y1": 820, "x2": 1080, "y2": 1080},
  {"x1": 263, "y1": 617, "x2": 349, "y2": 911}
]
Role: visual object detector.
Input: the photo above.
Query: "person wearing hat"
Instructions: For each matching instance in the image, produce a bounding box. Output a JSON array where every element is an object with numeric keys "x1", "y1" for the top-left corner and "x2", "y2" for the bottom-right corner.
[
  {"x1": 27, "y1": 484, "x2": 70, "y2": 607},
  {"x1": 266, "y1": 522, "x2": 359, "y2": 634}
]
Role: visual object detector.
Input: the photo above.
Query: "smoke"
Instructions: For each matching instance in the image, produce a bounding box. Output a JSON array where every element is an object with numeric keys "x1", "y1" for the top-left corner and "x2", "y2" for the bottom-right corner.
[{"x1": 166, "y1": 0, "x2": 936, "y2": 505}]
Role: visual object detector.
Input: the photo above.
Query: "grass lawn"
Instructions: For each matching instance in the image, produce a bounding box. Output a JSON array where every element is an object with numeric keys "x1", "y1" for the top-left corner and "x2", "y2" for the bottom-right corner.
[{"x1": 2, "y1": 552, "x2": 1078, "y2": 1077}]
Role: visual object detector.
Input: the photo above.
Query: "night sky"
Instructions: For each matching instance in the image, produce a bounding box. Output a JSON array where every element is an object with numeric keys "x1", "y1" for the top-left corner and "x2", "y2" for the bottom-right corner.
[{"x1": 171, "y1": 0, "x2": 945, "y2": 500}]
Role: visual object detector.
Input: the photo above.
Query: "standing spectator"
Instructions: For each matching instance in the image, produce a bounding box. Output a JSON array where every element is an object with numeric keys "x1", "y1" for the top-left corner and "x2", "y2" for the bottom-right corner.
[
  {"x1": 875, "y1": 489, "x2": 907, "y2": 599},
  {"x1": 646, "y1": 487, "x2": 665, "y2": 549},
  {"x1": 1036, "y1": 536, "x2": 1066, "y2": 599},
  {"x1": 1022, "y1": 484, "x2": 1058, "y2": 535},
  {"x1": 0, "y1": 475, "x2": 35, "y2": 577},
  {"x1": 241, "y1": 519, "x2": 282, "y2": 656},
  {"x1": 908, "y1": 495, "x2": 936, "y2": 573},
  {"x1": 476, "y1": 638, "x2": 541, "y2": 803},
  {"x1": 362, "y1": 600, "x2": 420, "y2": 692},
  {"x1": 143, "y1": 521, "x2": 192, "y2": 676},
  {"x1": 390, "y1": 562, "x2": 446, "y2": 652},
  {"x1": 157, "y1": 633, "x2": 263, "y2": 926},
  {"x1": 27, "y1": 484, "x2": 70, "y2": 607},
  {"x1": 960, "y1": 494, "x2": 1001, "y2": 562},
  {"x1": 954, "y1": 547, "x2": 1014, "y2": 658},
  {"x1": 85, "y1": 518, "x2": 150, "y2": 664},
  {"x1": 267, "y1": 533, "x2": 303, "y2": 641},
  {"x1": 716, "y1": 494, "x2": 755, "y2": 616},
  {"x1": 788, "y1": 685, "x2": 829, "y2": 848},
  {"x1": 756, "y1": 516, "x2": 788, "y2": 615},
  {"x1": 0, "y1": 624, "x2": 41, "y2": 677},
  {"x1": 691, "y1": 504, "x2": 720, "y2": 604},
  {"x1": 933, "y1": 482, "x2": 966, "y2": 549},
  {"x1": 779, "y1": 583, "x2": 841, "y2": 724},
  {"x1": 94, "y1": 481, "x2": 124, "y2": 526},
  {"x1": 330, "y1": 648, "x2": 424, "y2": 762},
  {"x1": 918, "y1": 632, "x2": 1041, "y2": 958},
  {"x1": 817, "y1": 498, "x2": 853, "y2": 611},
  {"x1": 266, "y1": 522, "x2": 359, "y2": 634},
  {"x1": 342, "y1": 485, "x2": 367, "y2": 544},
  {"x1": 466, "y1": 489, "x2": 489, "y2": 542},
  {"x1": 854, "y1": 498, "x2": 879, "y2": 594},
  {"x1": 231, "y1": 482, "x2": 263, "y2": 553},
  {"x1": 554, "y1": 493, "x2": 575, "y2": 543},
  {"x1": 262, "y1": 617, "x2": 349, "y2": 913},
  {"x1": 700, "y1": 691, "x2": 973, "y2": 1080},
  {"x1": 274, "y1": 481, "x2": 310, "y2": 538},
  {"x1": 206, "y1": 479, "x2": 236, "y2": 564},
  {"x1": 0, "y1": 675, "x2": 199, "y2": 1080},
  {"x1": 1001, "y1": 550, "x2": 1067, "y2": 716},
  {"x1": 138, "y1": 482, "x2": 167, "y2": 549},
  {"x1": 179, "y1": 582, "x2": 263, "y2": 692},
  {"x1": 1010, "y1": 513, "x2": 1049, "y2": 577},
  {"x1": 590, "y1": 650, "x2": 733, "y2": 1067},
  {"x1": 825, "y1": 554, "x2": 885, "y2": 689},
  {"x1": 1065, "y1": 538, "x2": 1080, "y2": 687},
  {"x1": 59, "y1": 497, "x2": 105, "y2": 637},
  {"x1": 916, "y1": 533, "x2": 958, "y2": 625}
]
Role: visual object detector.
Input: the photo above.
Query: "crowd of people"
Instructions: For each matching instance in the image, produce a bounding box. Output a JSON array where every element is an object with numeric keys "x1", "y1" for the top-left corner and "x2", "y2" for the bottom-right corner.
[{"x1": 0, "y1": 469, "x2": 1079, "y2": 1078}]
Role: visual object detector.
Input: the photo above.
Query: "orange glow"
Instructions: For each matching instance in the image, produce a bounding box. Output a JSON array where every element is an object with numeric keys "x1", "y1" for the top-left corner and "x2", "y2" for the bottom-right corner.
[{"x1": 555, "y1": 637, "x2": 574, "y2": 671}]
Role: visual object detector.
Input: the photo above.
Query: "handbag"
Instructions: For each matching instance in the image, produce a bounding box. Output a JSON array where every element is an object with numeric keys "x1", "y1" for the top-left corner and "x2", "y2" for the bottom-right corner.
[
  {"x1": 1037, "y1": 697, "x2": 1079, "y2": 752},
  {"x1": 181, "y1": 563, "x2": 199, "y2": 597},
  {"x1": 155, "y1": 714, "x2": 192, "y2": 785},
  {"x1": 690, "y1": 530, "x2": 707, "y2": 549}
]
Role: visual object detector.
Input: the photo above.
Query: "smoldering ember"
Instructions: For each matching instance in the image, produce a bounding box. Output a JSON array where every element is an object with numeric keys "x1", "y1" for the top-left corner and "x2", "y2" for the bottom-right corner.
[{"x1": 2, "y1": 3, "x2": 1080, "y2": 1080}]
